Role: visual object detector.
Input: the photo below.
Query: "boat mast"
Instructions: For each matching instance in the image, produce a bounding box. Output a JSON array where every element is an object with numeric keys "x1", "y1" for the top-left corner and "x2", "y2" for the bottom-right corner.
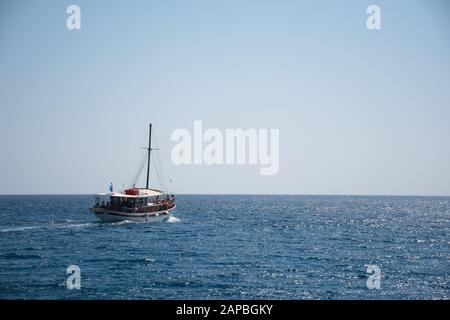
[{"x1": 146, "y1": 123, "x2": 152, "y2": 189}]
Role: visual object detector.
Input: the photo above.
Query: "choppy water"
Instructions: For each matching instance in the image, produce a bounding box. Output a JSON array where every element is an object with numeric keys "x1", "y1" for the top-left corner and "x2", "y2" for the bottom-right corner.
[{"x1": 0, "y1": 195, "x2": 448, "y2": 299}]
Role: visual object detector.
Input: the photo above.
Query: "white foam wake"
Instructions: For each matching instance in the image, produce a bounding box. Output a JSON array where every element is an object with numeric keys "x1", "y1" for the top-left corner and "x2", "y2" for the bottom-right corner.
[
  {"x1": 0, "y1": 221, "x2": 97, "y2": 233},
  {"x1": 166, "y1": 216, "x2": 181, "y2": 223},
  {"x1": 110, "y1": 220, "x2": 135, "y2": 226},
  {"x1": 0, "y1": 225, "x2": 42, "y2": 233}
]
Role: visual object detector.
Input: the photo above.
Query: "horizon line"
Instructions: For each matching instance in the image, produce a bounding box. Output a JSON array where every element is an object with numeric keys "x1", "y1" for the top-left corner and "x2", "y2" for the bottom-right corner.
[{"x1": 0, "y1": 192, "x2": 449, "y2": 197}]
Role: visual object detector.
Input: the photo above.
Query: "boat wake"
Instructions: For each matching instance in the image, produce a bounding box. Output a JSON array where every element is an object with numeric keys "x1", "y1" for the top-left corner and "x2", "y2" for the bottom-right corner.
[
  {"x1": 110, "y1": 220, "x2": 135, "y2": 226},
  {"x1": 108, "y1": 216, "x2": 180, "y2": 225},
  {"x1": 166, "y1": 216, "x2": 181, "y2": 223},
  {"x1": 0, "y1": 225, "x2": 41, "y2": 233},
  {"x1": 0, "y1": 221, "x2": 98, "y2": 233},
  {"x1": 0, "y1": 216, "x2": 180, "y2": 233},
  {"x1": 59, "y1": 222, "x2": 97, "y2": 229}
]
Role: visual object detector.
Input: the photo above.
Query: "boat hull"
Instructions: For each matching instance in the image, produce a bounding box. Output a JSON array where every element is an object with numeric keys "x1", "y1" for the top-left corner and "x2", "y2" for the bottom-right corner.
[{"x1": 91, "y1": 206, "x2": 176, "y2": 223}]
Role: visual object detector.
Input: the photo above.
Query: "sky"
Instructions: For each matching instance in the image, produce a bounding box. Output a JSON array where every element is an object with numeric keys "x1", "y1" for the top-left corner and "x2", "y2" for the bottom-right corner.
[{"x1": 0, "y1": 0, "x2": 449, "y2": 195}]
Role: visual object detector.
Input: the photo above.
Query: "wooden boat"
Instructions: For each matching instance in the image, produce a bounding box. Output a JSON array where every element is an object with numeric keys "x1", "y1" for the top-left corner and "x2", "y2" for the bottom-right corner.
[{"x1": 90, "y1": 124, "x2": 176, "y2": 222}]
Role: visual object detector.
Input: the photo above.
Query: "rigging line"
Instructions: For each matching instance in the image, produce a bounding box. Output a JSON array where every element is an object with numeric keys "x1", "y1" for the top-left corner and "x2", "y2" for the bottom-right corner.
[
  {"x1": 159, "y1": 148, "x2": 173, "y2": 193},
  {"x1": 154, "y1": 151, "x2": 167, "y2": 192},
  {"x1": 151, "y1": 152, "x2": 165, "y2": 192},
  {"x1": 152, "y1": 129, "x2": 174, "y2": 193},
  {"x1": 157, "y1": 152, "x2": 168, "y2": 192},
  {"x1": 111, "y1": 128, "x2": 148, "y2": 185},
  {"x1": 131, "y1": 150, "x2": 148, "y2": 187},
  {"x1": 150, "y1": 127, "x2": 174, "y2": 194},
  {"x1": 169, "y1": 179, "x2": 176, "y2": 195},
  {"x1": 150, "y1": 128, "x2": 166, "y2": 191},
  {"x1": 158, "y1": 155, "x2": 172, "y2": 194},
  {"x1": 153, "y1": 150, "x2": 163, "y2": 186},
  {"x1": 157, "y1": 152, "x2": 168, "y2": 193}
]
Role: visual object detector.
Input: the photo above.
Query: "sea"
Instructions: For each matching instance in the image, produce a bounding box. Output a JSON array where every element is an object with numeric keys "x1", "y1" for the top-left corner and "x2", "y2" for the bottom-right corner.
[{"x1": 0, "y1": 195, "x2": 448, "y2": 300}]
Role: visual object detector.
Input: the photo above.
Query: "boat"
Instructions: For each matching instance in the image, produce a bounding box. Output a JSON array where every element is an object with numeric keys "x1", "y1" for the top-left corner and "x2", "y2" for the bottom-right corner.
[{"x1": 90, "y1": 124, "x2": 176, "y2": 222}]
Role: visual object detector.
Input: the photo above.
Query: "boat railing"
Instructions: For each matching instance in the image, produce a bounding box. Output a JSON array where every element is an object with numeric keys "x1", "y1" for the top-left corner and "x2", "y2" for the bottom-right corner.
[{"x1": 103, "y1": 197, "x2": 175, "y2": 213}]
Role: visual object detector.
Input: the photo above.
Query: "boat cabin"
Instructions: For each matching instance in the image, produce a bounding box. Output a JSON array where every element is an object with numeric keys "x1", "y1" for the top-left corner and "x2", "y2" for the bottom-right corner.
[{"x1": 92, "y1": 188, "x2": 175, "y2": 213}]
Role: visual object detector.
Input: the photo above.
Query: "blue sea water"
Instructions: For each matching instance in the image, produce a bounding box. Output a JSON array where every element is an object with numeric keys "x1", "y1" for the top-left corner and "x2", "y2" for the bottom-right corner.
[{"x1": 0, "y1": 194, "x2": 448, "y2": 300}]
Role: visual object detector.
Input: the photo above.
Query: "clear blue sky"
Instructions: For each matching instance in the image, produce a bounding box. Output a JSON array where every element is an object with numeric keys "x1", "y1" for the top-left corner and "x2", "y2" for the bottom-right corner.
[{"x1": 0, "y1": 0, "x2": 449, "y2": 195}]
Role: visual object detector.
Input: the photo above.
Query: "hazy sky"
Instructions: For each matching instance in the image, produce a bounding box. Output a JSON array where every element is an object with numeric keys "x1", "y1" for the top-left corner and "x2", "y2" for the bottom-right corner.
[{"x1": 0, "y1": 0, "x2": 449, "y2": 195}]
